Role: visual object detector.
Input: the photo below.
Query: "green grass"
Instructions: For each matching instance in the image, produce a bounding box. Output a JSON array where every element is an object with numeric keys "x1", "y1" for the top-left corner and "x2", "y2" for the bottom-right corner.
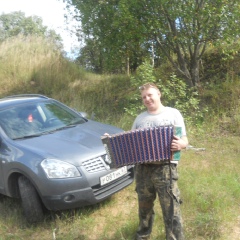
[{"x1": 0, "y1": 133, "x2": 239, "y2": 239}]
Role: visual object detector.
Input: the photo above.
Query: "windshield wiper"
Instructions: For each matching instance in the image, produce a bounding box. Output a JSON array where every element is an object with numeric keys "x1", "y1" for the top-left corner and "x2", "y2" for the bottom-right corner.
[
  {"x1": 13, "y1": 133, "x2": 43, "y2": 140},
  {"x1": 45, "y1": 124, "x2": 77, "y2": 134},
  {"x1": 13, "y1": 124, "x2": 78, "y2": 140}
]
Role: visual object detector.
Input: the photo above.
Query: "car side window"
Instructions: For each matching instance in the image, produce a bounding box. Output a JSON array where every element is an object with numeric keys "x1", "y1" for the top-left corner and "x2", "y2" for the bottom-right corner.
[{"x1": 0, "y1": 109, "x2": 21, "y2": 139}]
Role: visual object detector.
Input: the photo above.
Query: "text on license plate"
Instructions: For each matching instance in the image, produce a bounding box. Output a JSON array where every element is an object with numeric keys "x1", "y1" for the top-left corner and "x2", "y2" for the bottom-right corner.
[{"x1": 100, "y1": 166, "x2": 127, "y2": 186}]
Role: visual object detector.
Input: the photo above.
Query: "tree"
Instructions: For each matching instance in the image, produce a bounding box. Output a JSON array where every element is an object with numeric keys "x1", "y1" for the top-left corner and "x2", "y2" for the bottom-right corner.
[
  {"x1": 137, "y1": 0, "x2": 240, "y2": 86},
  {"x1": 65, "y1": 0, "x2": 149, "y2": 74},
  {"x1": 65, "y1": 0, "x2": 240, "y2": 86},
  {"x1": 0, "y1": 11, "x2": 62, "y2": 49}
]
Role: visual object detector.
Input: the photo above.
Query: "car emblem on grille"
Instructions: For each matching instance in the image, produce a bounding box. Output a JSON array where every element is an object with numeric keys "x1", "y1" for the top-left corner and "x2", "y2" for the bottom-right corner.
[
  {"x1": 98, "y1": 155, "x2": 111, "y2": 170},
  {"x1": 104, "y1": 154, "x2": 111, "y2": 165}
]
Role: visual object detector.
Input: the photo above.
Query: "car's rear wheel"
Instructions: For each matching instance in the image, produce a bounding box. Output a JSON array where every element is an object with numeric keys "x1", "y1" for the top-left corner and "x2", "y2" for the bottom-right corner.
[{"x1": 18, "y1": 175, "x2": 44, "y2": 223}]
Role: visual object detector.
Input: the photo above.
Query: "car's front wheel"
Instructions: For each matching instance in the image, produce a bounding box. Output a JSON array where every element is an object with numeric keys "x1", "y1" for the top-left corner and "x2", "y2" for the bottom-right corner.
[{"x1": 18, "y1": 175, "x2": 44, "y2": 223}]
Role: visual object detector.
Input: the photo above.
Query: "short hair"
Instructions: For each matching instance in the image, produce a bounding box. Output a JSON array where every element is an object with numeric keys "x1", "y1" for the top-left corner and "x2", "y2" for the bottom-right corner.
[{"x1": 139, "y1": 82, "x2": 159, "y2": 91}]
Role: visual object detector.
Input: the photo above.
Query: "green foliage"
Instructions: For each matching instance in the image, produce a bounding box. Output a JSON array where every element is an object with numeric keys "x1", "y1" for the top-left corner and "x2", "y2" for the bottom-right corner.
[
  {"x1": 70, "y1": 0, "x2": 147, "y2": 73},
  {"x1": 124, "y1": 60, "x2": 156, "y2": 117},
  {"x1": 202, "y1": 40, "x2": 240, "y2": 84},
  {"x1": 125, "y1": 60, "x2": 156, "y2": 114},
  {"x1": 65, "y1": 0, "x2": 240, "y2": 87},
  {"x1": 201, "y1": 77, "x2": 240, "y2": 134},
  {"x1": 159, "y1": 74, "x2": 207, "y2": 128},
  {"x1": 0, "y1": 11, "x2": 63, "y2": 48},
  {"x1": 125, "y1": 61, "x2": 206, "y2": 128}
]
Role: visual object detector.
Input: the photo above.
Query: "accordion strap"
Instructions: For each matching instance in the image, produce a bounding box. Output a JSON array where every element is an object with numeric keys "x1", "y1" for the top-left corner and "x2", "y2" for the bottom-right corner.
[{"x1": 168, "y1": 159, "x2": 174, "y2": 232}]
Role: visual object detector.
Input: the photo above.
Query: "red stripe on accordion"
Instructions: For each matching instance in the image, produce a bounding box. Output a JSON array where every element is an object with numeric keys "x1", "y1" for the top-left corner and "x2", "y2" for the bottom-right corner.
[{"x1": 102, "y1": 125, "x2": 178, "y2": 168}]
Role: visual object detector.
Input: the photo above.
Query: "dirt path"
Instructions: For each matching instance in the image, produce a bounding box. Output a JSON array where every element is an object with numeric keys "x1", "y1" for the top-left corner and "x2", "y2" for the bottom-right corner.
[{"x1": 231, "y1": 215, "x2": 240, "y2": 239}]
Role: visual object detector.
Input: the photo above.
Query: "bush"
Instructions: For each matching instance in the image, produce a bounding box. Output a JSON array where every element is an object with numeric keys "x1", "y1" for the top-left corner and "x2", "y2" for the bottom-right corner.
[{"x1": 124, "y1": 60, "x2": 206, "y2": 129}]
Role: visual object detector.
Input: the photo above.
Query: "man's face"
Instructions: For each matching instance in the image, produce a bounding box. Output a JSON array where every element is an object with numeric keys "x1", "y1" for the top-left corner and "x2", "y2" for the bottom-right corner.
[{"x1": 141, "y1": 87, "x2": 161, "y2": 111}]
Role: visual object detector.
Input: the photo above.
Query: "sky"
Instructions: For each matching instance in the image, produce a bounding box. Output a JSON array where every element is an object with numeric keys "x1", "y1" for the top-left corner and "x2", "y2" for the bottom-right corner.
[{"x1": 0, "y1": 0, "x2": 80, "y2": 58}]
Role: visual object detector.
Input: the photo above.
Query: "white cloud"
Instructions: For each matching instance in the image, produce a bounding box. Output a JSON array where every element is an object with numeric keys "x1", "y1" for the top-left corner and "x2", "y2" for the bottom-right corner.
[{"x1": 0, "y1": 0, "x2": 80, "y2": 58}]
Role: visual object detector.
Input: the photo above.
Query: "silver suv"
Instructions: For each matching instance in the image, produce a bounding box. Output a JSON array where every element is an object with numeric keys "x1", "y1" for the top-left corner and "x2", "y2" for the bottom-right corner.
[{"x1": 0, "y1": 95, "x2": 134, "y2": 223}]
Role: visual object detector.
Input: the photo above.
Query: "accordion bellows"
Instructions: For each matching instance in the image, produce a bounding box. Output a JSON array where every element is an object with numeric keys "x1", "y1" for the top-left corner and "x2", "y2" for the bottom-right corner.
[{"x1": 101, "y1": 125, "x2": 182, "y2": 168}]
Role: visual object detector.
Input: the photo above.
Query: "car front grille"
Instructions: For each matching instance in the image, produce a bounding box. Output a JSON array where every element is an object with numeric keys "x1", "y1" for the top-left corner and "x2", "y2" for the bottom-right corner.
[{"x1": 82, "y1": 155, "x2": 108, "y2": 173}]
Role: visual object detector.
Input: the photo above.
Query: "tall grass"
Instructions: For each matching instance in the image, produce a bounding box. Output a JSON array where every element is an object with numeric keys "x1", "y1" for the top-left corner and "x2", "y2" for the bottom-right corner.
[
  {"x1": 180, "y1": 131, "x2": 240, "y2": 239},
  {"x1": 0, "y1": 35, "x2": 132, "y2": 126},
  {"x1": 0, "y1": 35, "x2": 240, "y2": 239}
]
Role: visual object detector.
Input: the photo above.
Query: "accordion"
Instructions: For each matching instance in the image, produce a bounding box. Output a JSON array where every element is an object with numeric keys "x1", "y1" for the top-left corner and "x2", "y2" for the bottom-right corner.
[{"x1": 101, "y1": 125, "x2": 182, "y2": 168}]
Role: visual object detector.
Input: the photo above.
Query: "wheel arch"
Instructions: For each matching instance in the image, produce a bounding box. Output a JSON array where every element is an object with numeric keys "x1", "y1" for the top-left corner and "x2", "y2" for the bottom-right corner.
[
  {"x1": 7, "y1": 172, "x2": 22, "y2": 198},
  {"x1": 7, "y1": 171, "x2": 42, "y2": 200}
]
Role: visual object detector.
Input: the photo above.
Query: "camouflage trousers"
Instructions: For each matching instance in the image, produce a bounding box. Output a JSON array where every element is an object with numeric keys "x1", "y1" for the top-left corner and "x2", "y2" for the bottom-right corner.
[{"x1": 135, "y1": 163, "x2": 184, "y2": 240}]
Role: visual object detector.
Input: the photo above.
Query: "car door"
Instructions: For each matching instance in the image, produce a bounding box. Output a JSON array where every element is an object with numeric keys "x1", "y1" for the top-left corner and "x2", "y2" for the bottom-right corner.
[
  {"x1": 0, "y1": 137, "x2": 5, "y2": 193},
  {"x1": 0, "y1": 133, "x2": 12, "y2": 194}
]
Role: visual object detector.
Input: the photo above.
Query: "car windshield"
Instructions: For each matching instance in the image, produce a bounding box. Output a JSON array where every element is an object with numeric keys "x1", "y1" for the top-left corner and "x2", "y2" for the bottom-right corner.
[{"x1": 0, "y1": 100, "x2": 86, "y2": 140}]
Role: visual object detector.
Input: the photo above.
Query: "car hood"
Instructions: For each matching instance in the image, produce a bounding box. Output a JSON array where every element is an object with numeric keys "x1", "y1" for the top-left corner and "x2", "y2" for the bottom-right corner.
[{"x1": 14, "y1": 120, "x2": 123, "y2": 166}]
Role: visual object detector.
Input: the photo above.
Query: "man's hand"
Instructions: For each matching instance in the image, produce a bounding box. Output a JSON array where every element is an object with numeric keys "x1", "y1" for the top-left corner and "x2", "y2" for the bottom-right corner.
[{"x1": 171, "y1": 135, "x2": 188, "y2": 151}]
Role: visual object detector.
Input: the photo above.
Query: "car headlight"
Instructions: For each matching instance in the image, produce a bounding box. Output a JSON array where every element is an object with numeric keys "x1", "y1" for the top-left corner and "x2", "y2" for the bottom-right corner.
[{"x1": 41, "y1": 159, "x2": 81, "y2": 179}]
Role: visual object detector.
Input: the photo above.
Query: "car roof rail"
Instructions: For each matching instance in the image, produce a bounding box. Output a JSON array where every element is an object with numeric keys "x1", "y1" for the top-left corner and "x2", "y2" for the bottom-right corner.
[{"x1": 2, "y1": 94, "x2": 49, "y2": 99}]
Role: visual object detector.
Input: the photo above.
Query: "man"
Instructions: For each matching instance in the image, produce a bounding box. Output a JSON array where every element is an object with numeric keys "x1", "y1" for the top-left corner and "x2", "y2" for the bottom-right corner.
[{"x1": 133, "y1": 82, "x2": 188, "y2": 240}]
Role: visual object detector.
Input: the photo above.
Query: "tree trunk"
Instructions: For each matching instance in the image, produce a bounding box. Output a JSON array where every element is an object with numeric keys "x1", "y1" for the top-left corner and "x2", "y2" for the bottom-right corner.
[
  {"x1": 126, "y1": 56, "x2": 130, "y2": 76},
  {"x1": 151, "y1": 42, "x2": 155, "y2": 67},
  {"x1": 190, "y1": 60, "x2": 200, "y2": 87}
]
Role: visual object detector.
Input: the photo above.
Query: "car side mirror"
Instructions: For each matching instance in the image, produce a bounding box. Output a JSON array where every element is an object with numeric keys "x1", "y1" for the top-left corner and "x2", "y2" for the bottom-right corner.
[
  {"x1": 79, "y1": 112, "x2": 88, "y2": 118},
  {"x1": 79, "y1": 112, "x2": 95, "y2": 120}
]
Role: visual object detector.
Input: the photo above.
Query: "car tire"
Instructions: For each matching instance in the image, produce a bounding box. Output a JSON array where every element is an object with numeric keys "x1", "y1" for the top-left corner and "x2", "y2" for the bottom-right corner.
[{"x1": 18, "y1": 175, "x2": 44, "y2": 223}]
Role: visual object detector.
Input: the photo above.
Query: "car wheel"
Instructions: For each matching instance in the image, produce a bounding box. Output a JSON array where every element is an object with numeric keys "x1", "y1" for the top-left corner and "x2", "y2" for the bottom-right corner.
[{"x1": 18, "y1": 175, "x2": 44, "y2": 223}]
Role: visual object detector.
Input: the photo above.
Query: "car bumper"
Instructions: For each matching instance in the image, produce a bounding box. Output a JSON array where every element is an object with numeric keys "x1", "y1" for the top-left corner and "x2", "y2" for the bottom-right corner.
[{"x1": 41, "y1": 169, "x2": 134, "y2": 211}]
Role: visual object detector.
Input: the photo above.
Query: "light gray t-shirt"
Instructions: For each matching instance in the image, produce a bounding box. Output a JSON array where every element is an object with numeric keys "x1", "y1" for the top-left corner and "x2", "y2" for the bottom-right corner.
[
  {"x1": 132, "y1": 107, "x2": 187, "y2": 136},
  {"x1": 131, "y1": 107, "x2": 187, "y2": 164}
]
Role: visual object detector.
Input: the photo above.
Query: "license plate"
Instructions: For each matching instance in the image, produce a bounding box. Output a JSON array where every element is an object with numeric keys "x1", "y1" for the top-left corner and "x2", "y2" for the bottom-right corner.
[{"x1": 100, "y1": 166, "x2": 127, "y2": 186}]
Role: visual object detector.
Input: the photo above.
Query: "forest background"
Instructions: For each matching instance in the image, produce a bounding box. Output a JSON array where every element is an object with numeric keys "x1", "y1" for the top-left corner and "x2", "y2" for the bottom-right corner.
[{"x1": 0, "y1": 1, "x2": 240, "y2": 239}]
